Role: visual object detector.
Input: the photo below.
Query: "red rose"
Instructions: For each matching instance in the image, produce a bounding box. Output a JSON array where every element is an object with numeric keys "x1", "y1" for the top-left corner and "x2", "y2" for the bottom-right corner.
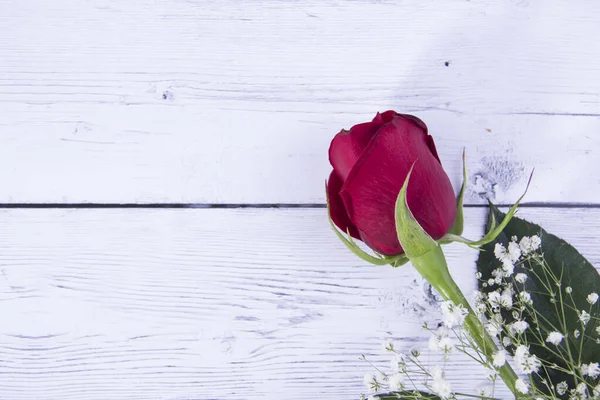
[{"x1": 326, "y1": 111, "x2": 456, "y2": 256}]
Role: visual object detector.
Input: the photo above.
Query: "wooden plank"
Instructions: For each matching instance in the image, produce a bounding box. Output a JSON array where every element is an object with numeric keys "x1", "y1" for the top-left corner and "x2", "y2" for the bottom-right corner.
[
  {"x1": 0, "y1": 207, "x2": 598, "y2": 399},
  {"x1": 1, "y1": 1, "x2": 599, "y2": 204}
]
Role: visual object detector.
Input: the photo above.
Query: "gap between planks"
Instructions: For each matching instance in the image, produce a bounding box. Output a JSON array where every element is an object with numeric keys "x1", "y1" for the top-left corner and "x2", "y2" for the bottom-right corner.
[{"x1": 0, "y1": 203, "x2": 600, "y2": 209}]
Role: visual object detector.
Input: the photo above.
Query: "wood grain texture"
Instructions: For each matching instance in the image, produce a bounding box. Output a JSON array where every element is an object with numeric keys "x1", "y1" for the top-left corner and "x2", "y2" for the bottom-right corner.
[
  {"x1": 0, "y1": 207, "x2": 598, "y2": 399},
  {"x1": 1, "y1": 0, "x2": 599, "y2": 204}
]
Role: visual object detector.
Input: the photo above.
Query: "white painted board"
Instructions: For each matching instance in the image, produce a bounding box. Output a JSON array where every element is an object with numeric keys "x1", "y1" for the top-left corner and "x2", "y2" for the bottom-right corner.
[
  {"x1": 0, "y1": 207, "x2": 598, "y2": 399},
  {"x1": 1, "y1": 0, "x2": 599, "y2": 204}
]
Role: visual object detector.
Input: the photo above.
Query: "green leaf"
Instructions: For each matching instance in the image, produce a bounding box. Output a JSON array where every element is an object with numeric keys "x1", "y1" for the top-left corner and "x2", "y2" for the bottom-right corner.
[
  {"x1": 447, "y1": 149, "x2": 466, "y2": 236},
  {"x1": 477, "y1": 205, "x2": 600, "y2": 394},
  {"x1": 372, "y1": 391, "x2": 442, "y2": 400}
]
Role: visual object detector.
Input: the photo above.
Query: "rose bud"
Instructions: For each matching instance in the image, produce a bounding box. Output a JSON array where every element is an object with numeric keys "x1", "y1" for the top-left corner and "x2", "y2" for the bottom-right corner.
[{"x1": 326, "y1": 111, "x2": 456, "y2": 256}]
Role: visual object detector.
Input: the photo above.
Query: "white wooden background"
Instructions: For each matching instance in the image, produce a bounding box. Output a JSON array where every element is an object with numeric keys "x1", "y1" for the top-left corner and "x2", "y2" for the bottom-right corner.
[{"x1": 1, "y1": 1, "x2": 599, "y2": 399}]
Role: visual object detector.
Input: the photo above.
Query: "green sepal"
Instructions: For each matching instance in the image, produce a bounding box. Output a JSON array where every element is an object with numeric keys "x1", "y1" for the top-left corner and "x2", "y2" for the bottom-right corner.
[
  {"x1": 393, "y1": 164, "x2": 455, "y2": 290},
  {"x1": 440, "y1": 171, "x2": 533, "y2": 249},
  {"x1": 447, "y1": 149, "x2": 466, "y2": 236},
  {"x1": 387, "y1": 255, "x2": 410, "y2": 268},
  {"x1": 394, "y1": 164, "x2": 439, "y2": 259}
]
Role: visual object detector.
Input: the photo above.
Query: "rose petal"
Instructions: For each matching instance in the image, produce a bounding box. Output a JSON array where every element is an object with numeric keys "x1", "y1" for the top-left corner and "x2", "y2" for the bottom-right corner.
[
  {"x1": 326, "y1": 171, "x2": 360, "y2": 239},
  {"x1": 374, "y1": 110, "x2": 397, "y2": 124},
  {"x1": 425, "y1": 135, "x2": 442, "y2": 163},
  {"x1": 328, "y1": 124, "x2": 379, "y2": 182},
  {"x1": 340, "y1": 116, "x2": 456, "y2": 255},
  {"x1": 328, "y1": 111, "x2": 398, "y2": 182}
]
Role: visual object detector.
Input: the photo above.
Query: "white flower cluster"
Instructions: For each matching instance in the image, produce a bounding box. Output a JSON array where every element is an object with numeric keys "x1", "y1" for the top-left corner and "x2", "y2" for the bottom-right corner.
[
  {"x1": 430, "y1": 365, "x2": 452, "y2": 399},
  {"x1": 518, "y1": 235, "x2": 541, "y2": 255},
  {"x1": 361, "y1": 342, "x2": 454, "y2": 400},
  {"x1": 514, "y1": 345, "x2": 541, "y2": 374},
  {"x1": 582, "y1": 362, "x2": 600, "y2": 379},
  {"x1": 494, "y1": 240, "x2": 522, "y2": 276},
  {"x1": 476, "y1": 234, "x2": 600, "y2": 398},
  {"x1": 546, "y1": 331, "x2": 564, "y2": 345},
  {"x1": 440, "y1": 301, "x2": 468, "y2": 329},
  {"x1": 485, "y1": 235, "x2": 540, "y2": 290},
  {"x1": 555, "y1": 380, "x2": 600, "y2": 398},
  {"x1": 428, "y1": 326, "x2": 454, "y2": 354},
  {"x1": 515, "y1": 378, "x2": 529, "y2": 394},
  {"x1": 360, "y1": 234, "x2": 600, "y2": 399}
]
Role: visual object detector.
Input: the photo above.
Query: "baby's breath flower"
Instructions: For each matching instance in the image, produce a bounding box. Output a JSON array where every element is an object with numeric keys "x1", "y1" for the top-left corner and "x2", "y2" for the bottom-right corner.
[
  {"x1": 477, "y1": 385, "x2": 493, "y2": 397},
  {"x1": 388, "y1": 373, "x2": 404, "y2": 391},
  {"x1": 594, "y1": 383, "x2": 600, "y2": 397},
  {"x1": 485, "y1": 369, "x2": 499, "y2": 381},
  {"x1": 494, "y1": 243, "x2": 507, "y2": 261},
  {"x1": 494, "y1": 243, "x2": 518, "y2": 275},
  {"x1": 566, "y1": 286, "x2": 573, "y2": 294},
  {"x1": 375, "y1": 371, "x2": 386, "y2": 383},
  {"x1": 515, "y1": 273, "x2": 528, "y2": 284},
  {"x1": 502, "y1": 336, "x2": 512, "y2": 348},
  {"x1": 587, "y1": 292, "x2": 599, "y2": 305},
  {"x1": 519, "y1": 235, "x2": 541, "y2": 255},
  {"x1": 581, "y1": 362, "x2": 600, "y2": 378},
  {"x1": 382, "y1": 341, "x2": 395, "y2": 352},
  {"x1": 437, "y1": 337, "x2": 454, "y2": 353},
  {"x1": 502, "y1": 260, "x2": 515, "y2": 276},
  {"x1": 597, "y1": 326, "x2": 600, "y2": 336},
  {"x1": 485, "y1": 318, "x2": 502, "y2": 337},
  {"x1": 574, "y1": 329, "x2": 581, "y2": 339},
  {"x1": 546, "y1": 331, "x2": 564, "y2": 345},
  {"x1": 517, "y1": 354, "x2": 541, "y2": 374},
  {"x1": 515, "y1": 378, "x2": 529, "y2": 394},
  {"x1": 475, "y1": 272, "x2": 482, "y2": 279},
  {"x1": 472, "y1": 290, "x2": 483, "y2": 302},
  {"x1": 491, "y1": 267, "x2": 505, "y2": 280},
  {"x1": 492, "y1": 350, "x2": 506, "y2": 367},
  {"x1": 363, "y1": 372, "x2": 379, "y2": 392},
  {"x1": 390, "y1": 354, "x2": 406, "y2": 373},
  {"x1": 579, "y1": 310, "x2": 591, "y2": 325},
  {"x1": 430, "y1": 366, "x2": 452, "y2": 399},
  {"x1": 440, "y1": 301, "x2": 468, "y2": 328},
  {"x1": 476, "y1": 303, "x2": 487, "y2": 315},
  {"x1": 487, "y1": 291, "x2": 502, "y2": 309},
  {"x1": 515, "y1": 345, "x2": 529, "y2": 359},
  {"x1": 573, "y1": 382, "x2": 588, "y2": 397},
  {"x1": 509, "y1": 320, "x2": 529, "y2": 335},
  {"x1": 556, "y1": 381, "x2": 568, "y2": 395},
  {"x1": 519, "y1": 291, "x2": 532, "y2": 305},
  {"x1": 472, "y1": 291, "x2": 485, "y2": 314},
  {"x1": 500, "y1": 288, "x2": 513, "y2": 309},
  {"x1": 514, "y1": 345, "x2": 541, "y2": 374},
  {"x1": 508, "y1": 241, "x2": 522, "y2": 262},
  {"x1": 428, "y1": 328, "x2": 453, "y2": 354}
]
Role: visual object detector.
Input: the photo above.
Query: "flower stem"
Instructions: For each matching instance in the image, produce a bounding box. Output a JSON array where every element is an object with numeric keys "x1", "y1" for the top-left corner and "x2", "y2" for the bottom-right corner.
[{"x1": 411, "y1": 247, "x2": 522, "y2": 399}]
